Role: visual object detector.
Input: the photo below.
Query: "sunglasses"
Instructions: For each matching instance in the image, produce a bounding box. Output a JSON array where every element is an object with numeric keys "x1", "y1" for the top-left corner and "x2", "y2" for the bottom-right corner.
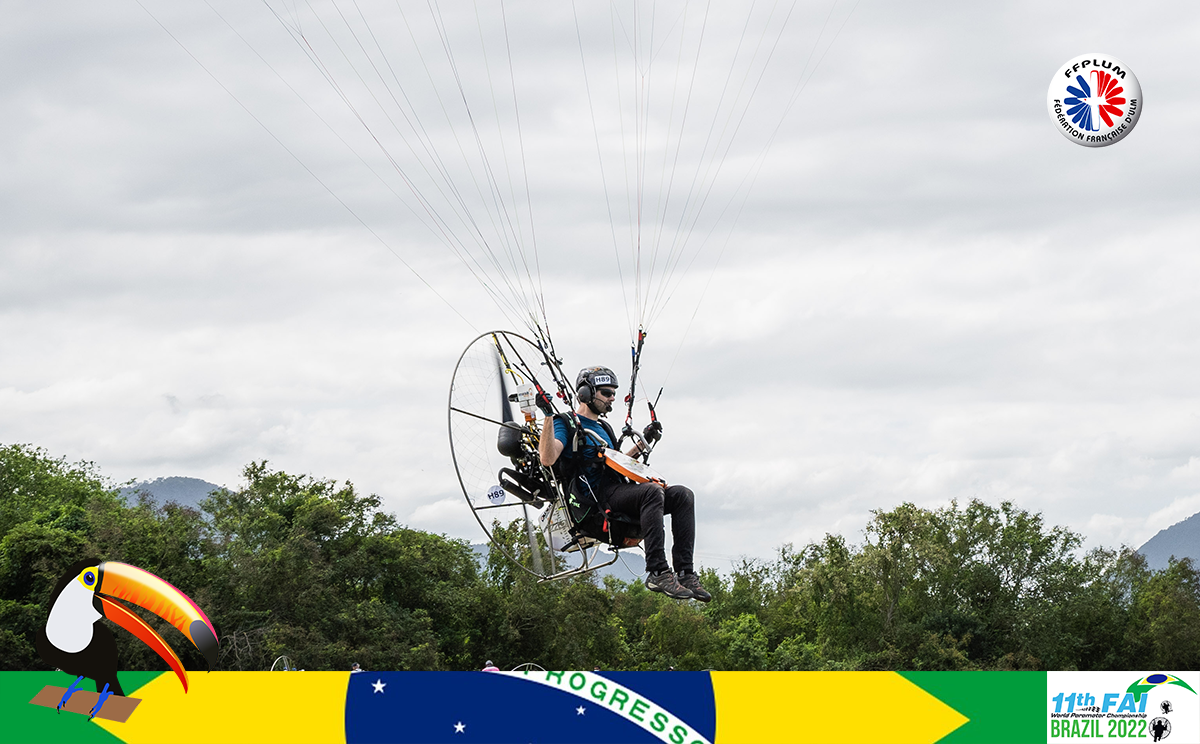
[{"x1": 596, "y1": 388, "x2": 617, "y2": 398}]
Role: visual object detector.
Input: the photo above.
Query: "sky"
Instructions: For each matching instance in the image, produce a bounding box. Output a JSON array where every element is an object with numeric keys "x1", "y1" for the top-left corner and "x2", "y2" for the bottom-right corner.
[{"x1": 4, "y1": 0, "x2": 1200, "y2": 571}]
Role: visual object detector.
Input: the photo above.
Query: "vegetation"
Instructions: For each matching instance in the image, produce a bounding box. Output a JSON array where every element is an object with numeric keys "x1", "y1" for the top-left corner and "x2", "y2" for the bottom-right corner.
[{"x1": 2, "y1": 443, "x2": 1197, "y2": 672}]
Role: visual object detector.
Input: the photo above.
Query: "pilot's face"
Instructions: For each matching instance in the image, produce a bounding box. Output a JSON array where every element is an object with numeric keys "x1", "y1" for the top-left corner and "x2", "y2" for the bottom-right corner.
[{"x1": 594, "y1": 386, "x2": 617, "y2": 414}]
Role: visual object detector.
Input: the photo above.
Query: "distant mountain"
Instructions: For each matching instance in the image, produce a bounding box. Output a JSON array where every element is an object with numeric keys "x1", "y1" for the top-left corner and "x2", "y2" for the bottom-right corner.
[
  {"x1": 470, "y1": 542, "x2": 646, "y2": 583},
  {"x1": 120, "y1": 476, "x2": 222, "y2": 510},
  {"x1": 1138, "y1": 510, "x2": 1200, "y2": 571}
]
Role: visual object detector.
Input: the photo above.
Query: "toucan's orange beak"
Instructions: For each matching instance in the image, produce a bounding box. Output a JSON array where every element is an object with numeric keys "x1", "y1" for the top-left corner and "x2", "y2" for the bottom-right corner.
[{"x1": 95, "y1": 562, "x2": 219, "y2": 692}]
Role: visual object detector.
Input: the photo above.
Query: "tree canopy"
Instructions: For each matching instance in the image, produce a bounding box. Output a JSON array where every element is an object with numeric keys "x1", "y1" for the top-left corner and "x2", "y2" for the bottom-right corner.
[{"x1": 2, "y1": 443, "x2": 1196, "y2": 672}]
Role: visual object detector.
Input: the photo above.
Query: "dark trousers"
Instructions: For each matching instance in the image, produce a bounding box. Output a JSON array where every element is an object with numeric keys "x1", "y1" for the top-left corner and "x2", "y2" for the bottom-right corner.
[{"x1": 604, "y1": 481, "x2": 695, "y2": 574}]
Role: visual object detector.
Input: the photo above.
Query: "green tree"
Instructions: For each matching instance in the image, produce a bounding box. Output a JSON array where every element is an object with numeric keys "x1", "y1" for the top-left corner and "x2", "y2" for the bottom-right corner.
[
  {"x1": 641, "y1": 601, "x2": 716, "y2": 670},
  {"x1": 6, "y1": 442, "x2": 1200, "y2": 673},
  {"x1": 1130, "y1": 557, "x2": 1200, "y2": 670},
  {"x1": 716, "y1": 613, "x2": 769, "y2": 670},
  {"x1": 0, "y1": 445, "x2": 123, "y2": 670}
]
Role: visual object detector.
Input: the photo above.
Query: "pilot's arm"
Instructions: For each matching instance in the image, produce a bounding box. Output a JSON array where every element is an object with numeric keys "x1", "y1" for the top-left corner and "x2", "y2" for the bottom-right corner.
[{"x1": 539, "y1": 416, "x2": 564, "y2": 466}]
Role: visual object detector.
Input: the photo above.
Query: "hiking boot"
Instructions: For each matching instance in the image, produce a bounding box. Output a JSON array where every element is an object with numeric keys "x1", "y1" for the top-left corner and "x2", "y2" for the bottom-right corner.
[
  {"x1": 678, "y1": 571, "x2": 712, "y2": 603},
  {"x1": 645, "y1": 570, "x2": 694, "y2": 600}
]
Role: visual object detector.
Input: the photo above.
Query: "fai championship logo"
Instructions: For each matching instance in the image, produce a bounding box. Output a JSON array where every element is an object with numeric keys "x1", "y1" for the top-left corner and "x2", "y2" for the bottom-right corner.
[{"x1": 1047, "y1": 53, "x2": 1142, "y2": 147}]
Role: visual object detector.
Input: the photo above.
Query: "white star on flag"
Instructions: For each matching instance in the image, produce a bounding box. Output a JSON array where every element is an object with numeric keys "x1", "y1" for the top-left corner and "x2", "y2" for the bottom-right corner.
[
  {"x1": 576, "y1": 706, "x2": 586, "y2": 715},
  {"x1": 454, "y1": 721, "x2": 466, "y2": 733},
  {"x1": 372, "y1": 679, "x2": 386, "y2": 694}
]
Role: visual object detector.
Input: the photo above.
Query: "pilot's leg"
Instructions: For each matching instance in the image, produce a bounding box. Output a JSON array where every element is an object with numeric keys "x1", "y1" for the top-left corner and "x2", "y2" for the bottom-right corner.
[
  {"x1": 663, "y1": 485, "x2": 695, "y2": 574},
  {"x1": 606, "y1": 481, "x2": 668, "y2": 572}
]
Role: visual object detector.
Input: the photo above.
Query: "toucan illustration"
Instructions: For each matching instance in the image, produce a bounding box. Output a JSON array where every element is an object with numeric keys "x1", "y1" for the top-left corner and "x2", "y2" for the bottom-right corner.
[{"x1": 35, "y1": 559, "x2": 219, "y2": 718}]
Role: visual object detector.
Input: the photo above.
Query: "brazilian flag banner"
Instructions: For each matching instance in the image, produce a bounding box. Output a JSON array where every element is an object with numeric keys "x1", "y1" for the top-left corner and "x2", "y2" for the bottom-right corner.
[{"x1": 3, "y1": 670, "x2": 1196, "y2": 743}]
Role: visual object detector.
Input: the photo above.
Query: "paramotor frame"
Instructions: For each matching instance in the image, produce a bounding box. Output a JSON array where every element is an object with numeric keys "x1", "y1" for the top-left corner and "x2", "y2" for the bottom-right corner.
[{"x1": 449, "y1": 329, "x2": 640, "y2": 582}]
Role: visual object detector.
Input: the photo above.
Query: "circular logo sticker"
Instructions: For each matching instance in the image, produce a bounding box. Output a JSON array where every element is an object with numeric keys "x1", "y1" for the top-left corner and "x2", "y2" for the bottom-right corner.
[
  {"x1": 1047, "y1": 53, "x2": 1142, "y2": 147},
  {"x1": 485, "y1": 484, "x2": 506, "y2": 505}
]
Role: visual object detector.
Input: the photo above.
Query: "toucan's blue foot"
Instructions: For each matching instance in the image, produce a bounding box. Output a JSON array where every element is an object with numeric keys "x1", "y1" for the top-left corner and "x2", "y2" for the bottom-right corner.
[
  {"x1": 57, "y1": 676, "x2": 85, "y2": 713},
  {"x1": 89, "y1": 683, "x2": 113, "y2": 719}
]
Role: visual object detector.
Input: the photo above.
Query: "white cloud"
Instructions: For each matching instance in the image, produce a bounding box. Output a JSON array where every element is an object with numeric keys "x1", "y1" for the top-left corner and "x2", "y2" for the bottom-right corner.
[{"x1": 4, "y1": 0, "x2": 1200, "y2": 571}]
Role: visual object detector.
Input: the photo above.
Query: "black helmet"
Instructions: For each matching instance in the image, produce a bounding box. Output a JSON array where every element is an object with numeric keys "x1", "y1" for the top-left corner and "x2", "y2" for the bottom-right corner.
[{"x1": 575, "y1": 366, "x2": 618, "y2": 404}]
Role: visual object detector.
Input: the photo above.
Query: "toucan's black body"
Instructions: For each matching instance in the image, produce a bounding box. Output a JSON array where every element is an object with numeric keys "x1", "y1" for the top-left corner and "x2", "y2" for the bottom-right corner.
[{"x1": 36, "y1": 559, "x2": 126, "y2": 697}]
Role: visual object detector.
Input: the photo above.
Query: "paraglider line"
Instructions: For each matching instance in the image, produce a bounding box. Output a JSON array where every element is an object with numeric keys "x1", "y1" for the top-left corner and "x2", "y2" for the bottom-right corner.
[{"x1": 134, "y1": 0, "x2": 476, "y2": 331}]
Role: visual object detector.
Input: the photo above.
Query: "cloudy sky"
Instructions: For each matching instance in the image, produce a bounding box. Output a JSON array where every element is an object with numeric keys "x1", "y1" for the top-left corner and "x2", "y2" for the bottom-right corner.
[{"x1": 4, "y1": 0, "x2": 1200, "y2": 570}]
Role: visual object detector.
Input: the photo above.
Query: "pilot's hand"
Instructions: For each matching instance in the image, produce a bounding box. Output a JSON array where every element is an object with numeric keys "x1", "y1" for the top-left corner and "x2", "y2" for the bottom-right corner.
[
  {"x1": 536, "y1": 389, "x2": 555, "y2": 416},
  {"x1": 643, "y1": 421, "x2": 663, "y2": 443}
]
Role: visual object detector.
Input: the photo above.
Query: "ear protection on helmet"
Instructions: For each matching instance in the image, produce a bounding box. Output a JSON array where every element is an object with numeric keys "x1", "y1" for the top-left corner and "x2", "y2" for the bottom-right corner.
[{"x1": 575, "y1": 367, "x2": 617, "y2": 405}]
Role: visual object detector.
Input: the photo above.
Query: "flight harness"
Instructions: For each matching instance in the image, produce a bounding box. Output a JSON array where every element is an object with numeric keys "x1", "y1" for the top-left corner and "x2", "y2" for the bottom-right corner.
[{"x1": 551, "y1": 413, "x2": 643, "y2": 548}]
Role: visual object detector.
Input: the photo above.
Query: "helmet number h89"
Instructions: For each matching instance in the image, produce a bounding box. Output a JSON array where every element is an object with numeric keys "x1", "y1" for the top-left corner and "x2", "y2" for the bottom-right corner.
[{"x1": 575, "y1": 367, "x2": 619, "y2": 404}]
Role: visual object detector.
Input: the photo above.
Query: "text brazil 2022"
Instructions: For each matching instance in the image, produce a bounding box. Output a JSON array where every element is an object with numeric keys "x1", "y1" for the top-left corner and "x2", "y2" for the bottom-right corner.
[
  {"x1": 1050, "y1": 692, "x2": 1148, "y2": 739},
  {"x1": 1050, "y1": 718, "x2": 1150, "y2": 739}
]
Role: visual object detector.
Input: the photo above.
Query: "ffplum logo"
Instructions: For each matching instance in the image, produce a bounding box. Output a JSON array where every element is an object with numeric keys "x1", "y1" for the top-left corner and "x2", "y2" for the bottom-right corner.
[{"x1": 1047, "y1": 53, "x2": 1142, "y2": 147}]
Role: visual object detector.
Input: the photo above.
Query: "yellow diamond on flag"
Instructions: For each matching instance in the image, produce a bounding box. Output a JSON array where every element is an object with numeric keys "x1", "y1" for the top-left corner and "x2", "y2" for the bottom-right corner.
[
  {"x1": 93, "y1": 671, "x2": 348, "y2": 744},
  {"x1": 711, "y1": 671, "x2": 968, "y2": 744}
]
